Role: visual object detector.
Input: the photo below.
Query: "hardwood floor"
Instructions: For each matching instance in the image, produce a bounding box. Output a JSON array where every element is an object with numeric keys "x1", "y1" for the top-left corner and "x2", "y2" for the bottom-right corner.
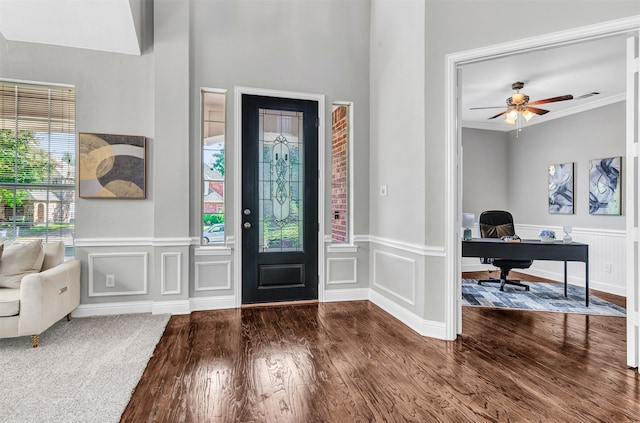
[{"x1": 122, "y1": 281, "x2": 639, "y2": 422}]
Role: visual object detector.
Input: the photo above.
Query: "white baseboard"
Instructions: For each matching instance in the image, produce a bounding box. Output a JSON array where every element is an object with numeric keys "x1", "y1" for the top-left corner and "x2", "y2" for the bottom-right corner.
[
  {"x1": 369, "y1": 289, "x2": 447, "y2": 340},
  {"x1": 71, "y1": 290, "x2": 449, "y2": 341},
  {"x1": 323, "y1": 288, "x2": 370, "y2": 302},
  {"x1": 189, "y1": 295, "x2": 236, "y2": 311},
  {"x1": 73, "y1": 301, "x2": 154, "y2": 317},
  {"x1": 152, "y1": 300, "x2": 190, "y2": 315},
  {"x1": 73, "y1": 297, "x2": 234, "y2": 317}
]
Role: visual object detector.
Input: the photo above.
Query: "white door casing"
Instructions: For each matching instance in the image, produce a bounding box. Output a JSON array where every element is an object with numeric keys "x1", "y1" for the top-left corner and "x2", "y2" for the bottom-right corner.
[{"x1": 626, "y1": 32, "x2": 639, "y2": 370}]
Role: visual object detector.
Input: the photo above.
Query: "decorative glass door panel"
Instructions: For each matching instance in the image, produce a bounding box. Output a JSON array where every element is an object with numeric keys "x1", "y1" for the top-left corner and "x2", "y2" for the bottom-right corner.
[
  {"x1": 258, "y1": 109, "x2": 304, "y2": 253},
  {"x1": 241, "y1": 95, "x2": 318, "y2": 304}
]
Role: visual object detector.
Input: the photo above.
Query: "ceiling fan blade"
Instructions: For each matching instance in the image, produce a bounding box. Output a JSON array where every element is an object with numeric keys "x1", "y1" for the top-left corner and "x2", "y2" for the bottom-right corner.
[
  {"x1": 488, "y1": 110, "x2": 508, "y2": 120},
  {"x1": 528, "y1": 94, "x2": 574, "y2": 106},
  {"x1": 470, "y1": 106, "x2": 508, "y2": 110},
  {"x1": 526, "y1": 106, "x2": 550, "y2": 116}
]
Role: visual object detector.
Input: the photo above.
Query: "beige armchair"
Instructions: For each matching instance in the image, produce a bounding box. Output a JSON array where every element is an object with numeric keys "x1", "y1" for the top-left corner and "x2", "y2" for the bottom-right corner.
[{"x1": 0, "y1": 241, "x2": 80, "y2": 347}]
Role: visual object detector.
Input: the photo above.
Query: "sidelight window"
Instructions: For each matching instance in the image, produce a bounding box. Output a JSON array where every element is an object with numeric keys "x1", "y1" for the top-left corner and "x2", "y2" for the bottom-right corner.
[
  {"x1": 330, "y1": 103, "x2": 352, "y2": 243},
  {"x1": 201, "y1": 89, "x2": 226, "y2": 245}
]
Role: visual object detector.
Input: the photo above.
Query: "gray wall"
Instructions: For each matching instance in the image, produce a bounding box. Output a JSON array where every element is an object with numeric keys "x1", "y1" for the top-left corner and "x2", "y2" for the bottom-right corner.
[
  {"x1": 0, "y1": 5, "x2": 155, "y2": 240},
  {"x1": 1, "y1": 0, "x2": 637, "y2": 327},
  {"x1": 462, "y1": 102, "x2": 626, "y2": 232},
  {"x1": 189, "y1": 0, "x2": 371, "y2": 240},
  {"x1": 421, "y1": 1, "x2": 638, "y2": 324},
  {"x1": 0, "y1": 0, "x2": 372, "y2": 306},
  {"x1": 462, "y1": 128, "x2": 510, "y2": 219},
  {"x1": 424, "y1": 0, "x2": 638, "y2": 246},
  {"x1": 508, "y1": 102, "x2": 626, "y2": 229}
]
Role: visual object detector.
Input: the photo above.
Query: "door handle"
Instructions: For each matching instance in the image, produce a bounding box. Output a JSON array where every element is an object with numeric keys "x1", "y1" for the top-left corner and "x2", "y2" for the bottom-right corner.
[
  {"x1": 243, "y1": 208, "x2": 251, "y2": 215},
  {"x1": 243, "y1": 222, "x2": 252, "y2": 229}
]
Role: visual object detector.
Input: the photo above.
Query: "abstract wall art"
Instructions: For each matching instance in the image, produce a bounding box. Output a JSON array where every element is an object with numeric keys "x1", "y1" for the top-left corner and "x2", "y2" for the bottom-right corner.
[
  {"x1": 589, "y1": 156, "x2": 621, "y2": 215},
  {"x1": 548, "y1": 162, "x2": 574, "y2": 214},
  {"x1": 79, "y1": 133, "x2": 146, "y2": 199}
]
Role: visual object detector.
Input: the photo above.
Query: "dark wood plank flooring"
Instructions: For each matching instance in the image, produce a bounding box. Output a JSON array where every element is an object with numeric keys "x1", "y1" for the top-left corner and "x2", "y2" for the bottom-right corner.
[{"x1": 122, "y1": 276, "x2": 639, "y2": 422}]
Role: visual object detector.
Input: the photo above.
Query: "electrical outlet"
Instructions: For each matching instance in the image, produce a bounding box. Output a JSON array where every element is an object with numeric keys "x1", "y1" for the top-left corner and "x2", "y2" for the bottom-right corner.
[
  {"x1": 106, "y1": 274, "x2": 115, "y2": 288},
  {"x1": 604, "y1": 263, "x2": 612, "y2": 273},
  {"x1": 380, "y1": 185, "x2": 388, "y2": 197}
]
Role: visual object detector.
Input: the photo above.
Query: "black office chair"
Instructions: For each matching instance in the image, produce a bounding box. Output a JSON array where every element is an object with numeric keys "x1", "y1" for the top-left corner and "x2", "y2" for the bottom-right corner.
[{"x1": 477, "y1": 210, "x2": 532, "y2": 291}]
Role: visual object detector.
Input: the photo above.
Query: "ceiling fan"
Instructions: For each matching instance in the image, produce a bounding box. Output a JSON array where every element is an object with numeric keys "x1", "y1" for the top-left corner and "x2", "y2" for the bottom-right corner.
[{"x1": 470, "y1": 81, "x2": 574, "y2": 125}]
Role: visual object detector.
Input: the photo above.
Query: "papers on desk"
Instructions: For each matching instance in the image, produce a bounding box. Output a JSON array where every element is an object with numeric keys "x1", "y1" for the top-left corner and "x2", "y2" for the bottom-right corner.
[{"x1": 501, "y1": 235, "x2": 521, "y2": 242}]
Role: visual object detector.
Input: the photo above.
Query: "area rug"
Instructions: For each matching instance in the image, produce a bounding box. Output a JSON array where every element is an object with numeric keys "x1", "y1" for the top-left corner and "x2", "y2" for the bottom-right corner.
[
  {"x1": 462, "y1": 279, "x2": 626, "y2": 316},
  {"x1": 0, "y1": 313, "x2": 170, "y2": 423}
]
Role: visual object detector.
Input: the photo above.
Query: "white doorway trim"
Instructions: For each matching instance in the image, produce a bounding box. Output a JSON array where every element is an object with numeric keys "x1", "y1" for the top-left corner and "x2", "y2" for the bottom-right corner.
[
  {"x1": 445, "y1": 16, "x2": 640, "y2": 342},
  {"x1": 233, "y1": 87, "x2": 326, "y2": 307},
  {"x1": 626, "y1": 32, "x2": 639, "y2": 369}
]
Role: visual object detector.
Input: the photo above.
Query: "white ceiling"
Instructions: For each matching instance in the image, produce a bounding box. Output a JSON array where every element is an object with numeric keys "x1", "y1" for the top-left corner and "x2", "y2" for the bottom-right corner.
[
  {"x1": 0, "y1": 0, "x2": 141, "y2": 55},
  {"x1": 0, "y1": 3, "x2": 628, "y2": 126},
  {"x1": 461, "y1": 35, "x2": 627, "y2": 132}
]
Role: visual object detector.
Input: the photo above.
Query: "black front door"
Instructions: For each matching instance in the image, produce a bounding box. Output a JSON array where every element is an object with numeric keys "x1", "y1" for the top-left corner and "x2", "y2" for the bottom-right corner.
[{"x1": 241, "y1": 94, "x2": 318, "y2": 304}]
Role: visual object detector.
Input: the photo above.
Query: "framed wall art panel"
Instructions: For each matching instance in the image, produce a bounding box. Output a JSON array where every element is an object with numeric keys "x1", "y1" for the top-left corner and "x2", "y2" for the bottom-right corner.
[
  {"x1": 79, "y1": 133, "x2": 146, "y2": 199},
  {"x1": 589, "y1": 156, "x2": 621, "y2": 215},
  {"x1": 548, "y1": 162, "x2": 574, "y2": 214}
]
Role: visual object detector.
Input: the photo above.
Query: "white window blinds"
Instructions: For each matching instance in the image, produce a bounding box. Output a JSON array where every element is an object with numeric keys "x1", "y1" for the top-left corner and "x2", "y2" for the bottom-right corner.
[{"x1": 0, "y1": 81, "x2": 76, "y2": 252}]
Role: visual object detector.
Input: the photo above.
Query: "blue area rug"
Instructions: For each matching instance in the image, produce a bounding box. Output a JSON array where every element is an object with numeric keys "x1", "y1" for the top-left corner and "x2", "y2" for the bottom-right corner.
[{"x1": 462, "y1": 279, "x2": 626, "y2": 316}]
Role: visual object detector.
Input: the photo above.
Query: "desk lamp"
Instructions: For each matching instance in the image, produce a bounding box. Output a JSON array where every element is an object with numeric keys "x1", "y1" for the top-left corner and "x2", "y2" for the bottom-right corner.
[{"x1": 462, "y1": 213, "x2": 475, "y2": 241}]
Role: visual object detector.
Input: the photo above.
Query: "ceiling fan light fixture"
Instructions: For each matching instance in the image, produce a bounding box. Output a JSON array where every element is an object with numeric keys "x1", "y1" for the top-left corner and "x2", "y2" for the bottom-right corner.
[
  {"x1": 504, "y1": 109, "x2": 518, "y2": 124},
  {"x1": 511, "y1": 93, "x2": 526, "y2": 105},
  {"x1": 522, "y1": 109, "x2": 535, "y2": 122}
]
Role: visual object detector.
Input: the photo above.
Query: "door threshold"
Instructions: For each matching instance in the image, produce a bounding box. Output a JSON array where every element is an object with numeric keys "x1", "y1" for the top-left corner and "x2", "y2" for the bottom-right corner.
[{"x1": 241, "y1": 299, "x2": 319, "y2": 308}]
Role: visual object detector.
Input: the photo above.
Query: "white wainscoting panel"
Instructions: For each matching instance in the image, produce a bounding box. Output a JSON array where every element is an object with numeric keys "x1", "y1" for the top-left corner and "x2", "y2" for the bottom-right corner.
[
  {"x1": 195, "y1": 261, "x2": 232, "y2": 292},
  {"x1": 327, "y1": 257, "x2": 358, "y2": 285},
  {"x1": 161, "y1": 252, "x2": 182, "y2": 295},
  {"x1": 372, "y1": 249, "x2": 416, "y2": 306},
  {"x1": 88, "y1": 252, "x2": 148, "y2": 297}
]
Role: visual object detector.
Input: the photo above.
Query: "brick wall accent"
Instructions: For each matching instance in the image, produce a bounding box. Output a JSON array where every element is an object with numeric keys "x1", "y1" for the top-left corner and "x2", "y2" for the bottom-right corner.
[{"x1": 331, "y1": 105, "x2": 349, "y2": 242}]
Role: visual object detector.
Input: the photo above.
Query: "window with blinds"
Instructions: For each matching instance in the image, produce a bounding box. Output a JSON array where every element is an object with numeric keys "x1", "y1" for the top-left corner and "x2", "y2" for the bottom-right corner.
[{"x1": 0, "y1": 81, "x2": 76, "y2": 255}]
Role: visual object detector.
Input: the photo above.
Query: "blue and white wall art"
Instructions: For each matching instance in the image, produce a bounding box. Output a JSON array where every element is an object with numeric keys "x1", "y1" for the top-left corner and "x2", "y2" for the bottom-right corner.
[
  {"x1": 589, "y1": 156, "x2": 621, "y2": 215},
  {"x1": 548, "y1": 162, "x2": 574, "y2": 214}
]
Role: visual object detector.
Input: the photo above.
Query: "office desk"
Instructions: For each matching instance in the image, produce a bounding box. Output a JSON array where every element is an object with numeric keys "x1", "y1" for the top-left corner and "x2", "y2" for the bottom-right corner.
[{"x1": 462, "y1": 238, "x2": 590, "y2": 306}]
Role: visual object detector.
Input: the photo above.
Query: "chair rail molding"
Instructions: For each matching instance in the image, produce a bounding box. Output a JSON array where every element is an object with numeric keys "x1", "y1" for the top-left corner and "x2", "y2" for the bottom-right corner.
[
  {"x1": 367, "y1": 234, "x2": 445, "y2": 257},
  {"x1": 75, "y1": 237, "x2": 192, "y2": 247}
]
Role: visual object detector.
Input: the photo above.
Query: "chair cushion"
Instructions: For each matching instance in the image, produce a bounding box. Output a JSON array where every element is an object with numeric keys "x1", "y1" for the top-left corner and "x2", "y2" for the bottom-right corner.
[
  {"x1": 0, "y1": 239, "x2": 45, "y2": 289},
  {"x1": 492, "y1": 259, "x2": 533, "y2": 269},
  {"x1": 480, "y1": 222, "x2": 515, "y2": 238},
  {"x1": 0, "y1": 288, "x2": 20, "y2": 317},
  {"x1": 42, "y1": 241, "x2": 65, "y2": 271}
]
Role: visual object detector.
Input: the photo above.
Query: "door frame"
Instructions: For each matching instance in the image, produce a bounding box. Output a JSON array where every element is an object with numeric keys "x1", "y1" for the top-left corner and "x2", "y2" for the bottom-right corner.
[
  {"x1": 233, "y1": 87, "x2": 326, "y2": 307},
  {"x1": 444, "y1": 16, "x2": 640, "y2": 343}
]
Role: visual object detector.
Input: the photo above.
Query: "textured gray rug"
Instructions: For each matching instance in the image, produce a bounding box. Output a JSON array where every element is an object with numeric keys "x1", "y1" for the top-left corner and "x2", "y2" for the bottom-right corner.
[
  {"x1": 0, "y1": 313, "x2": 170, "y2": 423},
  {"x1": 462, "y1": 279, "x2": 626, "y2": 316}
]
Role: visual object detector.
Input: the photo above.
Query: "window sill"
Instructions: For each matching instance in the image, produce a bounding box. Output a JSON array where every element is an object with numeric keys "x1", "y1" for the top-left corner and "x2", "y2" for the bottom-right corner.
[
  {"x1": 326, "y1": 244, "x2": 359, "y2": 253},
  {"x1": 195, "y1": 245, "x2": 232, "y2": 256}
]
